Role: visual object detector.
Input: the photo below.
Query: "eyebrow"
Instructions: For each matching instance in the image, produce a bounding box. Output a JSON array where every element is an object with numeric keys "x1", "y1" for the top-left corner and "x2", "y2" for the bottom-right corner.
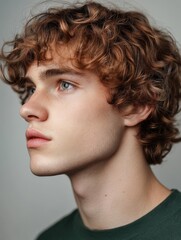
[
  {"x1": 40, "y1": 67, "x2": 83, "y2": 79},
  {"x1": 21, "y1": 66, "x2": 84, "y2": 84}
]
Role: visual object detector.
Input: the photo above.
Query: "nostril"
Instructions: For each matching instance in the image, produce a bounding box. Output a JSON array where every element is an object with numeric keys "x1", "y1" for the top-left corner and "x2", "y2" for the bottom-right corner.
[{"x1": 27, "y1": 114, "x2": 39, "y2": 120}]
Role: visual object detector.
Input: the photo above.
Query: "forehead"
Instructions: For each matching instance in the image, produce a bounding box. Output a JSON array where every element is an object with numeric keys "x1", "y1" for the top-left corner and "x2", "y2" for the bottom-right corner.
[{"x1": 25, "y1": 43, "x2": 81, "y2": 77}]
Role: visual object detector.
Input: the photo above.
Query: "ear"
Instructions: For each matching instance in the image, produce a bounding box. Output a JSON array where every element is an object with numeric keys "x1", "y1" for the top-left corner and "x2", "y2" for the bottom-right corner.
[{"x1": 123, "y1": 105, "x2": 153, "y2": 127}]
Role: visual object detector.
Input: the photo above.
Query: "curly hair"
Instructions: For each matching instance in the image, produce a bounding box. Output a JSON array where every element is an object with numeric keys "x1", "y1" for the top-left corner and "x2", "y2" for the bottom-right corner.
[{"x1": 0, "y1": 1, "x2": 181, "y2": 164}]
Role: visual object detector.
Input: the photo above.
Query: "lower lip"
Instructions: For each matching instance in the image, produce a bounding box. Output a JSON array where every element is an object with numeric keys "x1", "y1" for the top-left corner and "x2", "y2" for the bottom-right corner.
[{"x1": 27, "y1": 138, "x2": 50, "y2": 148}]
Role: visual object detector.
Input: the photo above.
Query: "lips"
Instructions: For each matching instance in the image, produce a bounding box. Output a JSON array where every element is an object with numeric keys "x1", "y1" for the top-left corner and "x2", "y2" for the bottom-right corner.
[{"x1": 26, "y1": 129, "x2": 51, "y2": 148}]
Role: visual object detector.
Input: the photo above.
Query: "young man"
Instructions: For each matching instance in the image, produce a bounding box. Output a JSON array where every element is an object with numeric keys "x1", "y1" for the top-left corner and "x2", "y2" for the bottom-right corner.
[{"x1": 1, "y1": 1, "x2": 181, "y2": 239}]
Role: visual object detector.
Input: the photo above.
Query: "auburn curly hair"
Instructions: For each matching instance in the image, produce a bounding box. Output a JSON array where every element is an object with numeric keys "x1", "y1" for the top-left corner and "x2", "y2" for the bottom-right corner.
[{"x1": 0, "y1": 1, "x2": 181, "y2": 164}]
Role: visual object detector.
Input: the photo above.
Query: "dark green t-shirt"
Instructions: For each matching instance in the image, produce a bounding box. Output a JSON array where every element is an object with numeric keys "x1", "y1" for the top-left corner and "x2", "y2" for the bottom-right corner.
[{"x1": 36, "y1": 190, "x2": 181, "y2": 239}]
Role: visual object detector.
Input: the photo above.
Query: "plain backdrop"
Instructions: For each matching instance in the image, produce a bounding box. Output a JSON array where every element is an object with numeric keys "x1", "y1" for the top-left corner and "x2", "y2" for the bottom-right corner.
[{"x1": 0, "y1": 0, "x2": 181, "y2": 240}]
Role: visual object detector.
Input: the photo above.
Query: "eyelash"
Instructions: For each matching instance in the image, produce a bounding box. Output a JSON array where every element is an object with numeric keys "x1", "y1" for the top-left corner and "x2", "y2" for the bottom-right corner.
[
  {"x1": 25, "y1": 86, "x2": 36, "y2": 98},
  {"x1": 59, "y1": 80, "x2": 74, "y2": 91},
  {"x1": 24, "y1": 80, "x2": 74, "y2": 98}
]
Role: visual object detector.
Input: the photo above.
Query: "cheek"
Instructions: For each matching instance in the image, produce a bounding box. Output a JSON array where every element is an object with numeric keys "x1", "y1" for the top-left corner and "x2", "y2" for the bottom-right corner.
[
  {"x1": 52, "y1": 99, "x2": 124, "y2": 161},
  {"x1": 28, "y1": 99, "x2": 124, "y2": 176}
]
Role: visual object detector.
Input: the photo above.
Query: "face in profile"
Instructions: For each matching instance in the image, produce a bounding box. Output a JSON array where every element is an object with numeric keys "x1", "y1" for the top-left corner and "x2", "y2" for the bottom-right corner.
[{"x1": 20, "y1": 49, "x2": 125, "y2": 177}]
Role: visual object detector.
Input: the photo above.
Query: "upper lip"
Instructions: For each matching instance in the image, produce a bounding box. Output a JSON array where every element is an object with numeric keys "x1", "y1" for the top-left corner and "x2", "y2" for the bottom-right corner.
[{"x1": 26, "y1": 129, "x2": 51, "y2": 141}]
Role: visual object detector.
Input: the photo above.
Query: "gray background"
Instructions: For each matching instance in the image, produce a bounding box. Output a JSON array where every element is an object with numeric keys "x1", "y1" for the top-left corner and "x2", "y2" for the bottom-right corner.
[{"x1": 0, "y1": 0, "x2": 181, "y2": 240}]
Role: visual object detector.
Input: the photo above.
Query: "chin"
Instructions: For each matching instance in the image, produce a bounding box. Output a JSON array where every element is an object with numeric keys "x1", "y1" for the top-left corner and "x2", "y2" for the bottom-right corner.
[
  {"x1": 29, "y1": 158, "x2": 62, "y2": 177},
  {"x1": 30, "y1": 166, "x2": 54, "y2": 176},
  {"x1": 30, "y1": 166, "x2": 65, "y2": 177}
]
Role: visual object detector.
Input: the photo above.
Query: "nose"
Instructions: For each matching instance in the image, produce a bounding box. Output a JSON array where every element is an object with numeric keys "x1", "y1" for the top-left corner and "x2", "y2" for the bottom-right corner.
[{"x1": 20, "y1": 92, "x2": 48, "y2": 122}]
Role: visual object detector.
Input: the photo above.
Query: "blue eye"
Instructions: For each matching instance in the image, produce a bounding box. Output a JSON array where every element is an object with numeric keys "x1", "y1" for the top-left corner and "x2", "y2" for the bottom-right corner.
[
  {"x1": 60, "y1": 81, "x2": 73, "y2": 91},
  {"x1": 28, "y1": 86, "x2": 36, "y2": 95},
  {"x1": 22, "y1": 86, "x2": 36, "y2": 104}
]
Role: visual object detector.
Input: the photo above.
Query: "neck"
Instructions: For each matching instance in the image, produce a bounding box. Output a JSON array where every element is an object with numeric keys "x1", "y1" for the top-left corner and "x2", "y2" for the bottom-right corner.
[{"x1": 68, "y1": 128, "x2": 170, "y2": 230}]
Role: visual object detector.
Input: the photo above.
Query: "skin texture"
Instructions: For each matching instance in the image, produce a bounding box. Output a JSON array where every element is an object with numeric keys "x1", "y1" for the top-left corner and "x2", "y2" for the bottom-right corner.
[
  {"x1": 20, "y1": 60, "x2": 125, "y2": 176},
  {"x1": 20, "y1": 48, "x2": 170, "y2": 230}
]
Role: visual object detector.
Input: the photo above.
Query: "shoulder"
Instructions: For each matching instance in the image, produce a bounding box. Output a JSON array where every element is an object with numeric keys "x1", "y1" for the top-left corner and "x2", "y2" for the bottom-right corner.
[
  {"x1": 149, "y1": 190, "x2": 181, "y2": 239},
  {"x1": 36, "y1": 209, "x2": 78, "y2": 240},
  {"x1": 158, "y1": 189, "x2": 181, "y2": 224}
]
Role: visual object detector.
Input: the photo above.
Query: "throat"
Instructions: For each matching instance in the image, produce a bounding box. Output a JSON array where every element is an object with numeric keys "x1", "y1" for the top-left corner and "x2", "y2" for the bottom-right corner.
[
  {"x1": 68, "y1": 128, "x2": 171, "y2": 230},
  {"x1": 69, "y1": 157, "x2": 170, "y2": 230}
]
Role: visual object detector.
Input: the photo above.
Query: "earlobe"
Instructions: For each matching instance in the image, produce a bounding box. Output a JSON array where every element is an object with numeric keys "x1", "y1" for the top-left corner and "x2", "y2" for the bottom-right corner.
[{"x1": 123, "y1": 105, "x2": 153, "y2": 127}]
